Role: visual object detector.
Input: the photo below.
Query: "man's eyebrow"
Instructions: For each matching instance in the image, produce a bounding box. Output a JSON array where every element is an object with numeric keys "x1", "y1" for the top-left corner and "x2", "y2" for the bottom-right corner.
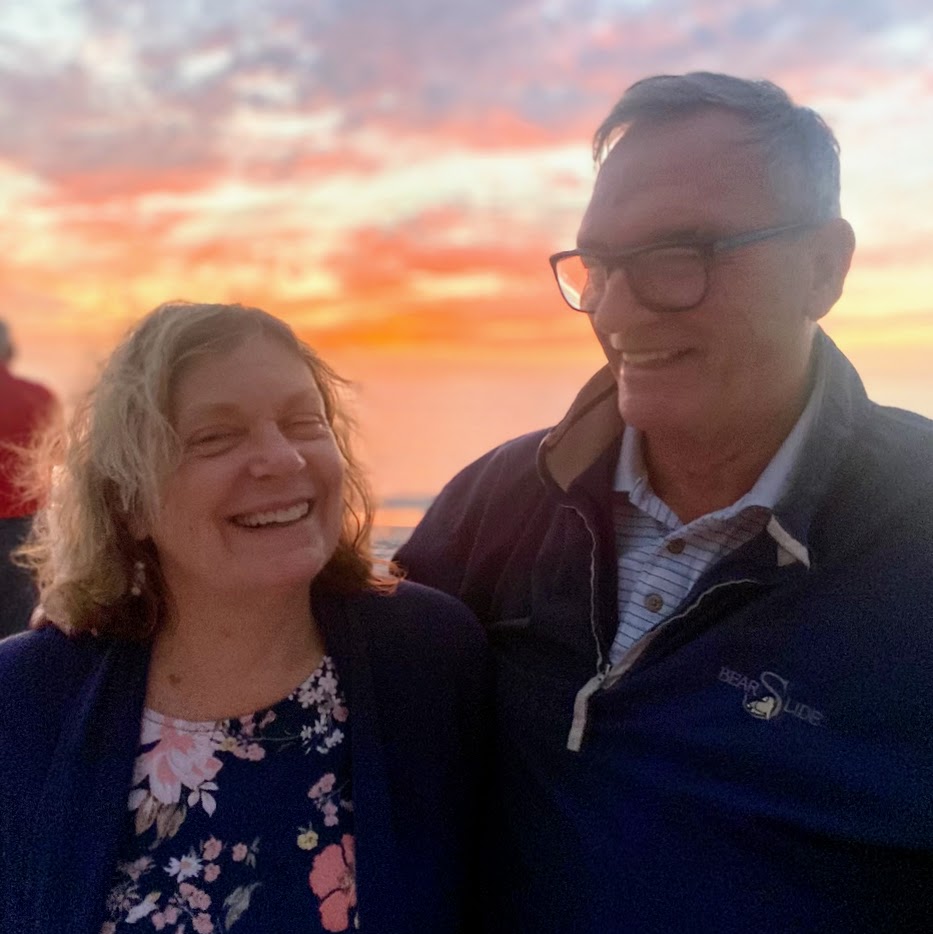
[{"x1": 576, "y1": 227, "x2": 711, "y2": 252}]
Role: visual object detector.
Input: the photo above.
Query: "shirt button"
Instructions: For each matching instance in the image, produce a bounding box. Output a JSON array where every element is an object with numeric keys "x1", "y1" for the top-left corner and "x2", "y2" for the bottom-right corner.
[
  {"x1": 667, "y1": 539, "x2": 685, "y2": 555},
  {"x1": 644, "y1": 593, "x2": 664, "y2": 613}
]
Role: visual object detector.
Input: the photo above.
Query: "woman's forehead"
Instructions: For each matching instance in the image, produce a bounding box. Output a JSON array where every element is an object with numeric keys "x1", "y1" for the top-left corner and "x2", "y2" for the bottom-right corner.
[{"x1": 169, "y1": 337, "x2": 323, "y2": 422}]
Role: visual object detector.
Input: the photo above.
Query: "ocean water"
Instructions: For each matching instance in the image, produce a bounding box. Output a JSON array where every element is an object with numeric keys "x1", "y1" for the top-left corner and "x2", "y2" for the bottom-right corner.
[
  {"x1": 372, "y1": 526, "x2": 415, "y2": 562},
  {"x1": 371, "y1": 500, "x2": 431, "y2": 561}
]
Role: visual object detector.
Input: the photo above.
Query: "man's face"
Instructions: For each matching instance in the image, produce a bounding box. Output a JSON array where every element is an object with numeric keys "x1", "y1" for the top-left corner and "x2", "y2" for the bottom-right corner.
[{"x1": 577, "y1": 109, "x2": 825, "y2": 443}]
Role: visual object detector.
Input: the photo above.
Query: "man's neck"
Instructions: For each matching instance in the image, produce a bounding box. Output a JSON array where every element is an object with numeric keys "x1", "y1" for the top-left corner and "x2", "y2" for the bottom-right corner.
[{"x1": 643, "y1": 401, "x2": 805, "y2": 525}]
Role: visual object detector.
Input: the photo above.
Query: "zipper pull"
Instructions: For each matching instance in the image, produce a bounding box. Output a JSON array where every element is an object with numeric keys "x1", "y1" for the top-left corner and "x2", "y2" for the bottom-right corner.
[{"x1": 566, "y1": 664, "x2": 609, "y2": 752}]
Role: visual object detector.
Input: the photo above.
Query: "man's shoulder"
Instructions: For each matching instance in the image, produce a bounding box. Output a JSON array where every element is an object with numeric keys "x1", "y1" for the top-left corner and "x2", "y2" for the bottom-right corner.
[
  {"x1": 430, "y1": 428, "x2": 550, "y2": 511},
  {"x1": 461, "y1": 428, "x2": 550, "y2": 479},
  {"x1": 394, "y1": 429, "x2": 551, "y2": 572},
  {"x1": 860, "y1": 401, "x2": 933, "y2": 489},
  {"x1": 865, "y1": 400, "x2": 933, "y2": 446},
  {"x1": 817, "y1": 400, "x2": 933, "y2": 566}
]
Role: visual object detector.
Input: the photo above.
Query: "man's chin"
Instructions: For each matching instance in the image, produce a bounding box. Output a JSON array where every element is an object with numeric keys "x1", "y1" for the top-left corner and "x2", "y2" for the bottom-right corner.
[{"x1": 616, "y1": 396, "x2": 702, "y2": 438}]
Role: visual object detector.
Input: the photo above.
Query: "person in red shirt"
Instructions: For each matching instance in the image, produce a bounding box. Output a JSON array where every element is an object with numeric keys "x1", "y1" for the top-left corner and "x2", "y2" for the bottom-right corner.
[{"x1": 0, "y1": 319, "x2": 60, "y2": 637}]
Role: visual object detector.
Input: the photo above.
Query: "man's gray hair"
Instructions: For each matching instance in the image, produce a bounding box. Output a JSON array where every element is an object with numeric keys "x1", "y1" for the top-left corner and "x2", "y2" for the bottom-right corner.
[{"x1": 593, "y1": 72, "x2": 842, "y2": 222}]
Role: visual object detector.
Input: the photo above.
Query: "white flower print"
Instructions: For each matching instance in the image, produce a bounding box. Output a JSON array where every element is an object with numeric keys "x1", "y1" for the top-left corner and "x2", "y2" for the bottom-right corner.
[{"x1": 165, "y1": 850, "x2": 203, "y2": 882}]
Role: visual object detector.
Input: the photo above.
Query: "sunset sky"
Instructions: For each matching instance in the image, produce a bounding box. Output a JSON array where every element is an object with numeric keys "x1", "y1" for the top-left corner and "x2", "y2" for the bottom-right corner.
[{"x1": 2, "y1": 0, "x2": 931, "y2": 502}]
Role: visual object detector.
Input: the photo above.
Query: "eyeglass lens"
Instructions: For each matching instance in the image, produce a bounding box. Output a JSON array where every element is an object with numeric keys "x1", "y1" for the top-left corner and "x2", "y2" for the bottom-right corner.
[{"x1": 558, "y1": 247, "x2": 708, "y2": 312}]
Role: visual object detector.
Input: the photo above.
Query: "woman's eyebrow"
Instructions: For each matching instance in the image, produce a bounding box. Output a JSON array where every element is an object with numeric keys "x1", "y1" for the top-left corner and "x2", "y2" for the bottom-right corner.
[
  {"x1": 174, "y1": 402, "x2": 241, "y2": 431},
  {"x1": 176, "y1": 391, "x2": 325, "y2": 428}
]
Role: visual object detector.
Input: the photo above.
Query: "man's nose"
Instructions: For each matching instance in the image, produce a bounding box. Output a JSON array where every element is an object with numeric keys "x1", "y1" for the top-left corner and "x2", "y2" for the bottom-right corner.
[
  {"x1": 589, "y1": 266, "x2": 646, "y2": 334},
  {"x1": 248, "y1": 425, "x2": 306, "y2": 477}
]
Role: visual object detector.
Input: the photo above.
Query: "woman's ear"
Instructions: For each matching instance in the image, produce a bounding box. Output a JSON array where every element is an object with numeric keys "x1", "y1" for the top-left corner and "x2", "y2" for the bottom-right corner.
[{"x1": 805, "y1": 218, "x2": 856, "y2": 323}]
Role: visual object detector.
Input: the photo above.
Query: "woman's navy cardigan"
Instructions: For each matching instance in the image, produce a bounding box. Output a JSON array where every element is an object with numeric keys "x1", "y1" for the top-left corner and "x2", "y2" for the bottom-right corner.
[{"x1": 0, "y1": 581, "x2": 490, "y2": 934}]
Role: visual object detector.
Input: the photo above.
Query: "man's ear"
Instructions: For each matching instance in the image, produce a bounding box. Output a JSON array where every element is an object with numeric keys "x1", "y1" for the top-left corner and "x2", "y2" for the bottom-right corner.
[{"x1": 805, "y1": 218, "x2": 856, "y2": 322}]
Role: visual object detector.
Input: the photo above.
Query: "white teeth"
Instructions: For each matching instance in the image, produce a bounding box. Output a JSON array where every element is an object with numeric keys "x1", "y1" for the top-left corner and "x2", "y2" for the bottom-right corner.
[
  {"x1": 621, "y1": 349, "x2": 684, "y2": 366},
  {"x1": 235, "y1": 501, "x2": 310, "y2": 528}
]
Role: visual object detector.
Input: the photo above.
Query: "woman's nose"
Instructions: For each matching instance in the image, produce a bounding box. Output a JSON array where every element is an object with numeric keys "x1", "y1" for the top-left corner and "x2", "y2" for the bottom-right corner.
[{"x1": 248, "y1": 426, "x2": 306, "y2": 477}]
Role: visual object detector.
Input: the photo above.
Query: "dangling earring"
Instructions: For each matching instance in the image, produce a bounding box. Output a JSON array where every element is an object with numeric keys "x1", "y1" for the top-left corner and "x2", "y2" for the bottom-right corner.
[{"x1": 130, "y1": 559, "x2": 146, "y2": 597}]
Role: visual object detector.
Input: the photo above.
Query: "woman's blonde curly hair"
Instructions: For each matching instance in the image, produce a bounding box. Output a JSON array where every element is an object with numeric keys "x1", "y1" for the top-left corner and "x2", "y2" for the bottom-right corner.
[{"x1": 19, "y1": 300, "x2": 390, "y2": 640}]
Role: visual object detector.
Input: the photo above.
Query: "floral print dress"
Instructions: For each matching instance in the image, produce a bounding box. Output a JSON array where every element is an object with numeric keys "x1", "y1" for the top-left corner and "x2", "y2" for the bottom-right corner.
[{"x1": 100, "y1": 656, "x2": 357, "y2": 934}]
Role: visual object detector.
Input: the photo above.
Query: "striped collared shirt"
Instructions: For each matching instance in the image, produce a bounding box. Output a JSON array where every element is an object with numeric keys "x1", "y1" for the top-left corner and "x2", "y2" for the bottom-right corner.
[{"x1": 609, "y1": 363, "x2": 826, "y2": 664}]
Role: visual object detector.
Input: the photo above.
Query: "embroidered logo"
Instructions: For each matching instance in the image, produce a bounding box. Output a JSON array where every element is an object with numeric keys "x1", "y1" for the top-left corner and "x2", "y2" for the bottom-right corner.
[{"x1": 718, "y1": 666, "x2": 825, "y2": 726}]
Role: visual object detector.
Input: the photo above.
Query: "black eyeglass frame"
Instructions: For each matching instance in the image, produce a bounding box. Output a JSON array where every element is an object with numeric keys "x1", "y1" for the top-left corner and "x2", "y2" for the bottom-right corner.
[{"x1": 549, "y1": 222, "x2": 818, "y2": 313}]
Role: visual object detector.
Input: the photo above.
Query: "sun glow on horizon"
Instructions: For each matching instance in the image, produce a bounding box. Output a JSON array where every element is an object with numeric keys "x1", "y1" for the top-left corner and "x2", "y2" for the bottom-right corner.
[{"x1": 2, "y1": 1, "x2": 931, "y2": 496}]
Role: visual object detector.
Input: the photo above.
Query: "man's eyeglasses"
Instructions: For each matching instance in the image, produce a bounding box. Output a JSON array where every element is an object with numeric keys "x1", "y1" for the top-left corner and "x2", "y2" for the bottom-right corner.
[{"x1": 549, "y1": 223, "x2": 816, "y2": 314}]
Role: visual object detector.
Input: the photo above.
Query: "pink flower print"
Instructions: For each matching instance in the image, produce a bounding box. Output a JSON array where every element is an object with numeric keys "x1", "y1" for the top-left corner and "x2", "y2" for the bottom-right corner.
[
  {"x1": 259, "y1": 710, "x2": 276, "y2": 729},
  {"x1": 163, "y1": 906, "x2": 179, "y2": 924},
  {"x1": 121, "y1": 855, "x2": 154, "y2": 881},
  {"x1": 322, "y1": 800, "x2": 339, "y2": 827},
  {"x1": 178, "y1": 883, "x2": 210, "y2": 910},
  {"x1": 201, "y1": 837, "x2": 222, "y2": 861},
  {"x1": 100, "y1": 924, "x2": 117, "y2": 934},
  {"x1": 231, "y1": 843, "x2": 248, "y2": 862},
  {"x1": 309, "y1": 835, "x2": 357, "y2": 932},
  {"x1": 133, "y1": 719, "x2": 223, "y2": 805},
  {"x1": 203, "y1": 863, "x2": 221, "y2": 883},
  {"x1": 308, "y1": 773, "x2": 336, "y2": 800},
  {"x1": 150, "y1": 912, "x2": 166, "y2": 930},
  {"x1": 245, "y1": 743, "x2": 265, "y2": 762},
  {"x1": 333, "y1": 703, "x2": 348, "y2": 723},
  {"x1": 190, "y1": 889, "x2": 211, "y2": 911},
  {"x1": 192, "y1": 914, "x2": 214, "y2": 934}
]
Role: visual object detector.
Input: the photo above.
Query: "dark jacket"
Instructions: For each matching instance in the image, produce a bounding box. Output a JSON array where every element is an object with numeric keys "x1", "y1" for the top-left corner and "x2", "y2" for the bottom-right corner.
[
  {"x1": 0, "y1": 581, "x2": 489, "y2": 934},
  {"x1": 396, "y1": 331, "x2": 933, "y2": 933}
]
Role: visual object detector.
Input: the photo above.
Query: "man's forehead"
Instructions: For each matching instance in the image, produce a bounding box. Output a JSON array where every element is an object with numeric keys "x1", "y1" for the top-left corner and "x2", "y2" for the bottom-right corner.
[
  {"x1": 601, "y1": 111, "x2": 766, "y2": 189},
  {"x1": 579, "y1": 109, "x2": 774, "y2": 245}
]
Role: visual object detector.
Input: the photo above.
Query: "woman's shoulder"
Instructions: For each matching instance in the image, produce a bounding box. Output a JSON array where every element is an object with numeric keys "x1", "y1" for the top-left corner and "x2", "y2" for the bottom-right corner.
[
  {"x1": 352, "y1": 580, "x2": 485, "y2": 651},
  {"x1": 0, "y1": 624, "x2": 92, "y2": 672},
  {"x1": 319, "y1": 581, "x2": 487, "y2": 685},
  {"x1": 0, "y1": 626, "x2": 115, "y2": 713},
  {"x1": 336, "y1": 582, "x2": 489, "y2": 740}
]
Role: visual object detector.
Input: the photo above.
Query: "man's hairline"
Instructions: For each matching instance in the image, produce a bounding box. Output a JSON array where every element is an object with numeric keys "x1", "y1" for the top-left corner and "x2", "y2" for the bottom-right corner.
[{"x1": 593, "y1": 106, "x2": 838, "y2": 226}]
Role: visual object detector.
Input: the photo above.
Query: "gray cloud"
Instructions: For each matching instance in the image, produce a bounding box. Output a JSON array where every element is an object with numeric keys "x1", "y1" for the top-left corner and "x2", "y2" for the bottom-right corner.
[{"x1": 0, "y1": 0, "x2": 928, "y2": 187}]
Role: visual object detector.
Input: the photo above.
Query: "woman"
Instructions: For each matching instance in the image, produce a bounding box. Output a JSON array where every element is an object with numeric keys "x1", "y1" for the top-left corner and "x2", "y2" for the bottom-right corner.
[{"x1": 0, "y1": 302, "x2": 488, "y2": 934}]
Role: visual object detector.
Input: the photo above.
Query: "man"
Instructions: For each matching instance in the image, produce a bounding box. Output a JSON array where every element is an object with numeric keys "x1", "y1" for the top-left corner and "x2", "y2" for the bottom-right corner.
[
  {"x1": 0, "y1": 319, "x2": 59, "y2": 637},
  {"x1": 396, "y1": 73, "x2": 933, "y2": 932}
]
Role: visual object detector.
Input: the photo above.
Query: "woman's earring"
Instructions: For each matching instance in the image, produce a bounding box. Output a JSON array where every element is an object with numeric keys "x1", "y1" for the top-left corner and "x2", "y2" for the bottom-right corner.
[{"x1": 130, "y1": 560, "x2": 146, "y2": 597}]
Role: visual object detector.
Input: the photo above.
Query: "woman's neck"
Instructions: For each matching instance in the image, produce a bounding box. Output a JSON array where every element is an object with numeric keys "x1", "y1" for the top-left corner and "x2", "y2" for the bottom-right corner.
[{"x1": 145, "y1": 584, "x2": 325, "y2": 721}]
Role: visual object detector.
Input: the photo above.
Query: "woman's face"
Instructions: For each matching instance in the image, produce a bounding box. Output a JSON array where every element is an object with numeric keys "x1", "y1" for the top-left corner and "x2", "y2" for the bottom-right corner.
[{"x1": 141, "y1": 335, "x2": 346, "y2": 603}]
